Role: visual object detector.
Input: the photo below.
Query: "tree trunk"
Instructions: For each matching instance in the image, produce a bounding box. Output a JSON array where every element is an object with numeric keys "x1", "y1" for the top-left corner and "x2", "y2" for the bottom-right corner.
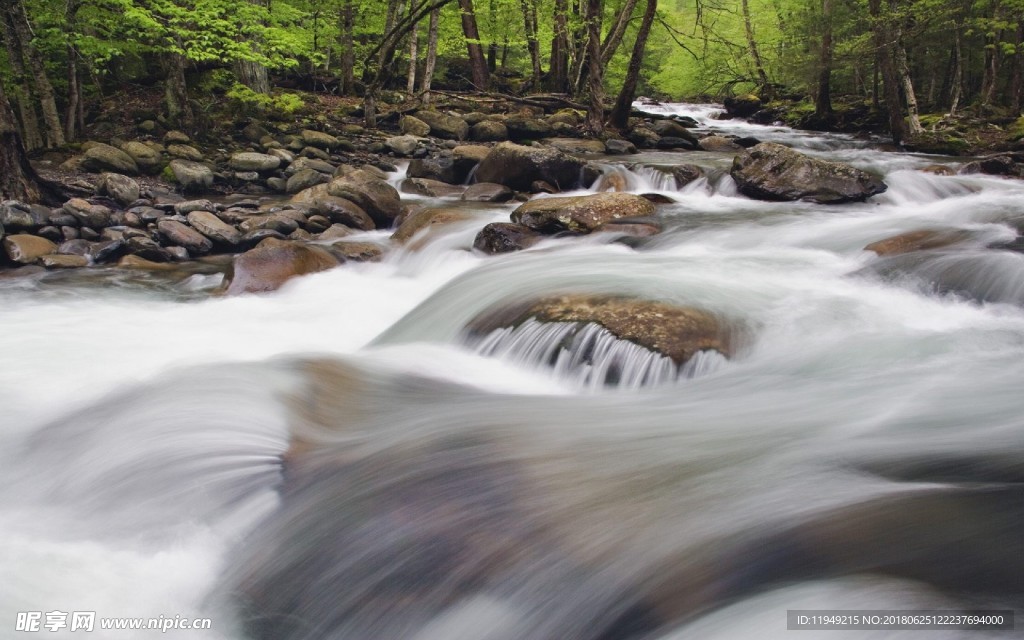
[
  {"x1": 0, "y1": 78, "x2": 42, "y2": 202},
  {"x1": 521, "y1": 0, "x2": 542, "y2": 91},
  {"x1": 890, "y1": 4, "x2": 922, "y2": 135},
  {"x1": 407, "y1": 21, "x2": 419, "y2": 95},
  {"x1": 1012, "y1": 19, "x2": 1024, "y2": 113},
  {"x1": 362, "y1": 0, "x2": 455, "y2": 126},
  {"x1": 458, "y1": 0, "x2": 490, "y2": 89},
  {"x1": 236, "y1": 59, "x2": 271, "y2": 95},
  {"x1": 63, "y1": 0, "x2": 82, "y2": 142},
  {"x1": 549, "y1": 0, "x2": 570, "y2": 92},
  {"x1": 741, "y1": 0, "x2": 771, "y2": 97},
  {"x1": 600, "y1": 0, "x2": 640, "y2": 66},
  {"x1": 486, "y1": 0, "x2": 498, "y2": 72},
  {"x1": 570, "y1": 0, "x2": 591, "y2": 98},
  {"x1": 340, "y1": 0, "x2": 356, "y2": 95},
  {"x1": 869, "y1": 0, "x2": 905, "y2": 145},
  {"x1": 584, "y1": 0, "x2": 604, "y2": 135},
  {"x1": 609, "y1": 0, "x2": 657, "y2": 130},
  {"x1": 814, "y1": 0, "x2": 834, "y2": 119},
  {"x1": 161, "y1": 51, "x2": 194, "y2": 131},
  {"x1": 421, "y1": 7, "x2": 440, "y2": 102},
  {"x1": 981, "y1": 1, "x2": 1002, "y2": 107},
  {"x1": 65, "y1": 48, "x2": 80, "y2": 142},
  {"x1": 948, "y1": 35, "x2": 963, "y2": 115},
  {"x1": 234, "y1": 0, "x2": 271, "y2": 94},
  {"x1": 1, "y1": 12, "x2": 43, "y2": 151},
  {"x1": 8, "y1": 0, "x2": 64, "y2": 148}
]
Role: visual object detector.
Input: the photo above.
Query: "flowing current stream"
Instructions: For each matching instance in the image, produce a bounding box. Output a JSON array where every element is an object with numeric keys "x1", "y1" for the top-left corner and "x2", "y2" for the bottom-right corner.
[{"x1": 1, "y1": 105, "x2": 1022, "y2": 639}]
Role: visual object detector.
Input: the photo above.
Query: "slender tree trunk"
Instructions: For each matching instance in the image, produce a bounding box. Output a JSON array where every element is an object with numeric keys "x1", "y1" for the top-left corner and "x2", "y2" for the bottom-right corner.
[
  {"x1": 521, "y1": 0, "x2": 542, "y2": 91},
  {"x1": 981, "y1": 0, "x2": 1002, "y2": 106},
  {"x1": 458, "y1": 0, "x2": 490, "y2": 89},
  {"x1": 486, "y1": 0, "x2": 498, "y2": 72},
  {"x1": 815, "y1": 0, "x2": 834, "y2": 118},
  {"x1": 1011, "y1": 19, "x2": 1024, "y2": 113},
  {"x1": 421, "y1": 7, "x2": 440, "y2": 102},
  {"x1": 362, "y1": 0, "x2": 455, "y2": 126},
  {"x1": 609, "y1": 0, "x2": 657, "y2": 130},
  {"x1": 869, "y1": 0, "x2": 905, "y2": 145},
  {"x1": 549, "y1": 0, "x2": 570, "y2": 92},
  {"x1": 600, "y1": 0, "x2": 640, "y2": 66},
  {"x1": 890, "y1": 8, "x2": 922, "y2": 135},
  {"x1": 1, "y1": 13, "x2": 43, "y2": 151},
  {"x1": 161, "y1": 51, "x2": 194, "y2": 130},
  {"x1": 63, "y1": 0, "x2": 82, "y2": 142},
  {"x1": 948, "y1": 36, "x2": 963, "y2": 115},
  {"x1": 65, "y1": 49, "x2": 80, "y2": 141},
  {"x1": 0, "y1": 78, "x2": 42, "y2": 202},
  {"x1": 340, "y1": 0, "x2": 356, "y2": 95},
  {"x1": 570, "y1": 0, "x2": 591, "y2": 97},
  {"x1": 407, "y1": 21, "x2": 419, "y2": 95},
  {"x1": 741, "y1": 0, "x2": 771, "y2": 97},
  {"x1": 8, "y1": 0, "x2": 64, "y2": 148},
  {"x1": 584, "y1": 0, "x2": 604, "y2": 135},
  {"x1": 233, "y1": 0, "x2": 271, "y2": 93}
]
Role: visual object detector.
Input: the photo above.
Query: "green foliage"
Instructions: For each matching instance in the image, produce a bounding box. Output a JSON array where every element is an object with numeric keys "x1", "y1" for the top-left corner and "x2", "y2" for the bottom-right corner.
[{"x1": 225, "y1": 83, "x2": 305, "y2": 117}]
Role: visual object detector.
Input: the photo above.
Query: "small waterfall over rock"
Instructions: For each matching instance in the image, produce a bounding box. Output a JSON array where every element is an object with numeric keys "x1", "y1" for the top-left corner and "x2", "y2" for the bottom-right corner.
[
  {"x1": 467, "y1": 318, "x2": 726, "y2": 390},
  {"x1": 591, "y1": 164, "x2": 678, "y2": 193}
]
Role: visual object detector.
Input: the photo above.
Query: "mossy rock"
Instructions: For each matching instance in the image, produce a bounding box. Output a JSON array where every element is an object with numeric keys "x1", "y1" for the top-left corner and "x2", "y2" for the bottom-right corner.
[
  {"x1": 905, "y1": 132, "x2": 971, "y2": 156},
  {"x1": 1007, "y1": 117, "x2": 1024, "y2": 142}
]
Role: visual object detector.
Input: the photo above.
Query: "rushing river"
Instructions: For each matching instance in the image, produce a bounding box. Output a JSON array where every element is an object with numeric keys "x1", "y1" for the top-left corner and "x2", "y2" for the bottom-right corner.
[{"x1": 0, "y1": 105, "x2": 1022, "y2": 639}]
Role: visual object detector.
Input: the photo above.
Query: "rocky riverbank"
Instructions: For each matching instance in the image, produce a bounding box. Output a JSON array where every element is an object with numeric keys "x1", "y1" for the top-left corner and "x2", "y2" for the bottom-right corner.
[{"x1": 6, "y1": 96, "x2": 1024, "y2": 292}]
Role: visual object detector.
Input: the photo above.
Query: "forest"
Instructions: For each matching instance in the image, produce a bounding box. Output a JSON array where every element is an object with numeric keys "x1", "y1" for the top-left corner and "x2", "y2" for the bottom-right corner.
[{"x1": 1, "y1": 0, "x2": 1021, "y2": 159}]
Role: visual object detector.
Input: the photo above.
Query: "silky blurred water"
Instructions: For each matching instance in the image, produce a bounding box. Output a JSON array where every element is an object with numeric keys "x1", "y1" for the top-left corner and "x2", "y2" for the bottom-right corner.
[{"x1": 0, "y1": 103, "x2": 1022, "y2": 639}]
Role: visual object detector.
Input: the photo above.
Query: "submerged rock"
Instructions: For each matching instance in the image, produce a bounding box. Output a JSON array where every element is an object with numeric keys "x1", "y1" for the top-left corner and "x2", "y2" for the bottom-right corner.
[
  {"x1": 473, "y1": 222, "x2": 543, "y2": 254},
  {"x1": 864, "y1": 228, "x2": 976, "y2": 256},
  {"x1": 391, "y1": 207, "x2": 475, "y2": 244},
  {"x1": 511, "y1": 192, "x2": 657, "y2": 234},
  {"x1": 225, "y1": 238, "x2": 340, "y2": 295},
  {"x1": 730, "y1": 142, "x2": 887, "y2": 204},
  {"x1": 462, "y1": 183, "x2": 514, "y2": 202},
  {"x1": 468, "y1": 294, "x2": 734, "y2": 365}
]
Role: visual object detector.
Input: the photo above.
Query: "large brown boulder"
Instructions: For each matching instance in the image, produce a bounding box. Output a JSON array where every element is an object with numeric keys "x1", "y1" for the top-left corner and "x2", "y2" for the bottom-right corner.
[
  {"x1": 3, "y1": 234, "x2": 56, "y2": 264},
  {"x1": 225, "y1": 238, "x2": 340, "y2": 295},
  {"x1": 291, "y1": 184, "x2": 376, "y2": 231},
  {"x1": 121, "y1": 141, "x2": 164, "y2": 174},
  {"x1": 731, "y1": 143, "x2": 887, "y2": 204},
  {"x1": 468, "y1": 295, "x2": 733, "y2": 365},
  {"x1": 414, "y1": 110, "x2": 469, "y2": 140},
  {"x1": 407, "y1": 154, "x2": 475, "y2": 185},
  {"x1": 723, "y1": 94, "x2": 762, "y2": 118},
  {"x1": 326, "y1": 171, "x2": 403, "y2": 229},
  {"x1": 543, "y1": 138, "x2": 606, "y2": 154},
  {"x1": 82, "y1": 143, "x2": 139, "y2": 175},
  {"x1": 510, "y1": 192, "x2": 656, "y2": 234},
  {"x1": 157, "y1": 219, "x2": 213, "y2": 255},
  {"x1": 474, "y1": 142, "x2": 586, "y2": 192},
  {"x1": 391, "y1": 207, "x2": 475, "y2": 244},
  {"x1": 187, "y1": 211, "x2": 243, "y2": 247}
]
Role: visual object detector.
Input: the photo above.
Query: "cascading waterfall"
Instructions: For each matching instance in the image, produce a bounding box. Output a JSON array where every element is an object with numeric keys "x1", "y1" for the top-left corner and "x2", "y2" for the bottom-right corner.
[
  {"x1": 467, "y1": 318, "x2": 726, "y2": 390},
  {"x1": 2, "y1": 102, "x2": 1024, "y2": 640}
]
